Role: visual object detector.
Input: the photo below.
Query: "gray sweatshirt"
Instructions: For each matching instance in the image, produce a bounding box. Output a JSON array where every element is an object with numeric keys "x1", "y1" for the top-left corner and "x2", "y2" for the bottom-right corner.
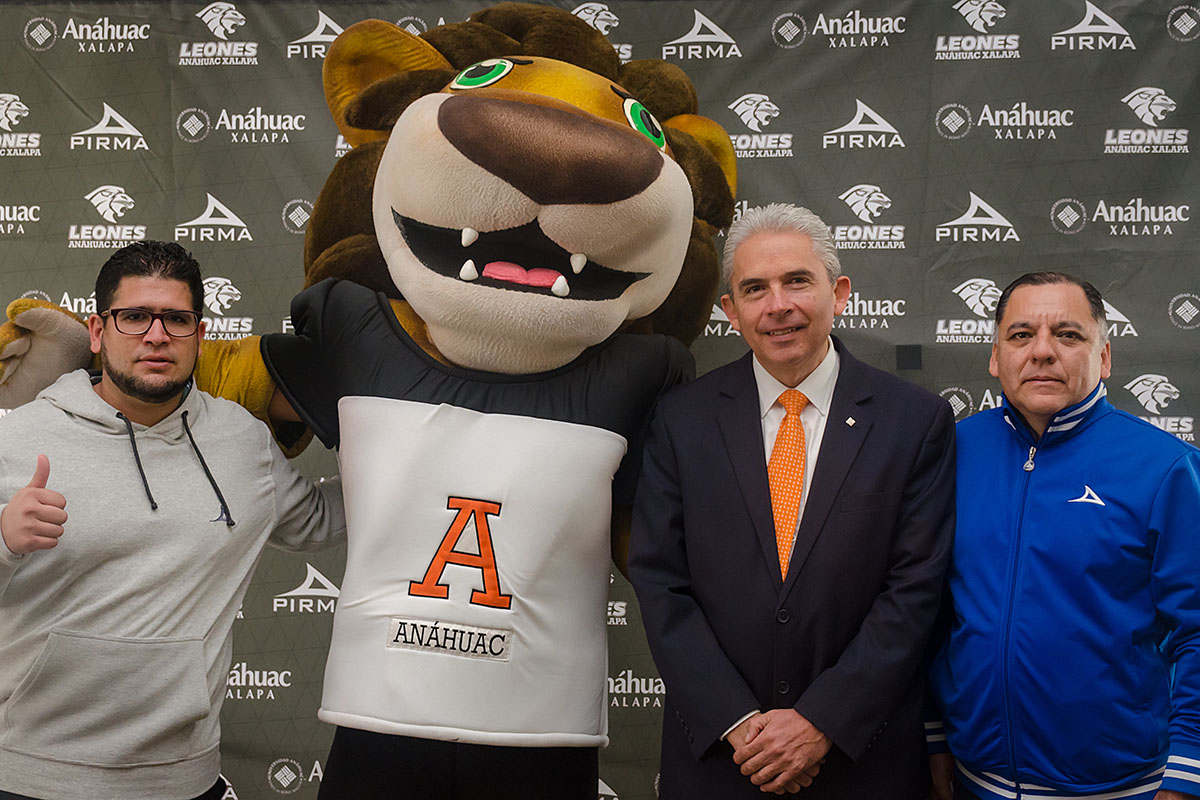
[{"x1": 0, "y1": 370, "x2": 345, "y2": 800}]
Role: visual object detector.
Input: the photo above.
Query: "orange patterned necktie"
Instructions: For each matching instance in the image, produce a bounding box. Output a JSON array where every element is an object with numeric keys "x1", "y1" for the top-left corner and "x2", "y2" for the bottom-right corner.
[{"x1": 768, "y1": 389, "x2": 808, "y2": 579}]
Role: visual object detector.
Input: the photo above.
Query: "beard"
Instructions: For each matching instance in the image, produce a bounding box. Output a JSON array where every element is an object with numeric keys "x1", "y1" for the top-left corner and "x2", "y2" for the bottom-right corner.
[{"x1": 101, "y1": 346, "x2": 192, "y2": 405}]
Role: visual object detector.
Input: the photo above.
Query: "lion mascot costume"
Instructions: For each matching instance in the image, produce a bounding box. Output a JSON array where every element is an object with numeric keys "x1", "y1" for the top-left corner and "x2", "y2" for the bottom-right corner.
[{"x1": 0, "y1": 4, "x2": 735, "y2": 797}]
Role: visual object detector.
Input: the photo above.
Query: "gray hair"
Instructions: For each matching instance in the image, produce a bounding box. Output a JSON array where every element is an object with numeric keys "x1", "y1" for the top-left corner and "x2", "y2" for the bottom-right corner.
[{"x1": 722, "y1": 203, "x2": 842, "y2": 289}]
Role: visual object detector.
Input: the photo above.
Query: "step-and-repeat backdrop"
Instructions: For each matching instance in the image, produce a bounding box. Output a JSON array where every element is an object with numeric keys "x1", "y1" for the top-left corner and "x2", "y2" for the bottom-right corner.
[{"x1": 1, "y1": 1, "x2": 1198, "y2": 798}]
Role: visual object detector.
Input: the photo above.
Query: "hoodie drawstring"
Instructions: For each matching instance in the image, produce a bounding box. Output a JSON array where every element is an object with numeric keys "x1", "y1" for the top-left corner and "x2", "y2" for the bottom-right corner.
[
  {"x1": 116, "y1": 412, "x2": 158, "y2": 511},
  {"x1": 181, "y1": 411, "x2": 236, "y2": 527}
]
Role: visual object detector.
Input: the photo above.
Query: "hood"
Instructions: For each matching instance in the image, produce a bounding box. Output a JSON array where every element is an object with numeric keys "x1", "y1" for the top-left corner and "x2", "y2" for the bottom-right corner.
[{"x1": 37, "y1": 369, "x2": 202, "y2": 442}]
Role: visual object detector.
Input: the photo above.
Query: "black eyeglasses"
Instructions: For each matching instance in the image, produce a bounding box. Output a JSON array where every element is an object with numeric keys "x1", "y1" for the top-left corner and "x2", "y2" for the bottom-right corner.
[{"x1": 101, "y1": 308, "x2": 202, "y2": 337}]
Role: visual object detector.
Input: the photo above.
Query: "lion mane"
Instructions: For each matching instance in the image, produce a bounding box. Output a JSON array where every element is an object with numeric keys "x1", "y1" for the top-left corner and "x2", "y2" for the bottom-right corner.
[{"x1": 304, "y1": 2, "x2": 736, "y2": 347}]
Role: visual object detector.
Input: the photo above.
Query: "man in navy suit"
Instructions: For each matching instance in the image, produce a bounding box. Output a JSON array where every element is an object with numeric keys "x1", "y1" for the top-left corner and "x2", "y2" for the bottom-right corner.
[{"x1": 628, "y1": 203, "x2": 955, "y2": 798}]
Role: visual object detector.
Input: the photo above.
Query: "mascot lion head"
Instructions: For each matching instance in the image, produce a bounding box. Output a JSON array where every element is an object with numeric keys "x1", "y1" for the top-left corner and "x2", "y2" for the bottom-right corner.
[{"x1": 304, "y1": 2, "x2": 736, "y2": 373}]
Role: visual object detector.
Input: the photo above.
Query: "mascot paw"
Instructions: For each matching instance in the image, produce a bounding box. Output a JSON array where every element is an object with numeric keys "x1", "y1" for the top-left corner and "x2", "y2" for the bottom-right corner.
[{"x1": 0, "y1": 299, "x2": 92, "y2": 407}]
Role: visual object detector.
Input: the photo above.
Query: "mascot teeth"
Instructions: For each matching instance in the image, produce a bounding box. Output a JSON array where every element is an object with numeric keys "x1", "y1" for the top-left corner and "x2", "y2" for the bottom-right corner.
[
  {"x1": 570, "y1": 253, "x2": 587, "y2": 275},
  {"x1": 551, "y1": 275, "x2": 570, "y2": 297},
  {"x1": 462, "y1": 228, "x2": 479, "y2": 247},
  {"x1": 459, "y1": 259, "x2": 479, "y2": 281}
]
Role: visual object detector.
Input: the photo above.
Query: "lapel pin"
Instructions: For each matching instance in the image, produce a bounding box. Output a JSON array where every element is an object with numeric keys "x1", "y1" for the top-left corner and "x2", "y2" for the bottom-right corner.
[{"x1": 846, "y1": 417, "x2": 856, "y2": 427}]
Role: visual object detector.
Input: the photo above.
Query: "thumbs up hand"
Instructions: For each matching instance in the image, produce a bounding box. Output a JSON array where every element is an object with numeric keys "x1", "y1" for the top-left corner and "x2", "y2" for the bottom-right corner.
[{"x1": 1, "y1": 455, "x2": 68, "y2": 556}]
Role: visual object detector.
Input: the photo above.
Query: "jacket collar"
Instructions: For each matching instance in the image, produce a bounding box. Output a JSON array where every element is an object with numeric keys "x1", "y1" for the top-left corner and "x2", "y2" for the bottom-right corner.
[{"x1": 1001, "y1": 381, "x2": 1111, "y2": 445}]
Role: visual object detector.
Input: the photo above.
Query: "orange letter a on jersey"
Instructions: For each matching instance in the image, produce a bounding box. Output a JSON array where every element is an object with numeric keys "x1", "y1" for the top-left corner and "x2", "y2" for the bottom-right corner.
[{"x1": 408, "y1": 497, "x2": 512, "y2": 609}]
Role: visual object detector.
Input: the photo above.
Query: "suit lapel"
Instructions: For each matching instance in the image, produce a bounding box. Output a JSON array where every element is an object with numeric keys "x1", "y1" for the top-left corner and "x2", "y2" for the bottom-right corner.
[
  {"x1": 782, "y1": 341, "x2": 873, "y2": 597},
  {"x1": 715, "y1": 354, "x2": 783, "y2": 589}
]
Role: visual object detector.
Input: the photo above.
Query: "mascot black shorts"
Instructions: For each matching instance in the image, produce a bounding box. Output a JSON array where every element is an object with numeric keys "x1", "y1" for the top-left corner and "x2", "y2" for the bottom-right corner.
[{"x1": 318, "y1": 726, "x2": 599, "y2": 800}]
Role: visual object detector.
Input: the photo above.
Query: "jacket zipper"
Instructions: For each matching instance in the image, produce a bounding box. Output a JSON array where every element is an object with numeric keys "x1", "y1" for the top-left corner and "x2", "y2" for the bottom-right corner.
[{"x1": 1002, "y1": 443, "x2": 1036, "y2": 797}]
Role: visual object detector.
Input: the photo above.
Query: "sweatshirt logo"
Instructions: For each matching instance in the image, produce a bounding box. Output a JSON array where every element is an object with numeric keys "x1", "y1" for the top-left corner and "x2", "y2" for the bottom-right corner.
[{"x1": 1068, "y1": 485, "x2": 1106, "y2": 506}]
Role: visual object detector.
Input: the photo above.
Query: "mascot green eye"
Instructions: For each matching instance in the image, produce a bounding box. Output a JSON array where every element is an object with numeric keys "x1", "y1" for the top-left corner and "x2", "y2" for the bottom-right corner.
[
  {"x1": 451, "y1": 59, "x2": 515, "y2": 89},
  {"x1": 622, "y1": 97, "x2": 666, "y2": 150}
]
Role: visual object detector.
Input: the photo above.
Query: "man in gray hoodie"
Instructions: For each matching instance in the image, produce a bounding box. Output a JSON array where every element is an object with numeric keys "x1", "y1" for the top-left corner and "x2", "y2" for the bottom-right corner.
[{"x1": 0, "y1": 241, "x2": 346, "y2": 800}]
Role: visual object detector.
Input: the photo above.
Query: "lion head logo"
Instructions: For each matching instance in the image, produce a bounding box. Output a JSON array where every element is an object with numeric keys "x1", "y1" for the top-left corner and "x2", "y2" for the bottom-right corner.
[
  {"x1": 1124, "y1": 374, "x2": 1181, "y2": 414},
  {"x1": 1122, "y1": 87, "x2": 1176, "y2": 127},
  {"x1": 84, "y1": 185, "x2": 135, "y2": 224},
  {"x1": 202, "y1": 277, "x2": 242, "y2": 315},
  {"x1": 955, "y1": 0, "x2": 1007, "y2": 33},
  {"x1": 728, "y1": 93, "x2": 780, "y2": 133},
  {"x1": 572, "y1": 3, "x2": 620, "y2": 36},
  {"x1": 838, "y1": 184, "x2": 892, "y2": 223},
  {"x1": 197, "y1": 2, "x2": 247, "y2": 40},
  {"x1": 953, "y1": 278, "x2": 1002, "y2": 319},
  {"x1": 0, "y1": 94, "x2": 30, "y2": 132}
]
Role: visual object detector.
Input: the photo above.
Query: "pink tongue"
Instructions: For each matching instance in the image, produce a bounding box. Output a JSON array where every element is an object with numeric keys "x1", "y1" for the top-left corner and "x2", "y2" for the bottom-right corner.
[{"x1": 482, "y1": 261, "x2": 561, "y2": 288}]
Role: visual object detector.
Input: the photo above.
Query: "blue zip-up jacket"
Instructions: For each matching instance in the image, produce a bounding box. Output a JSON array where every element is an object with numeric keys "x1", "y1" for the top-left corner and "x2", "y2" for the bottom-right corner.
[{"x1": 928, "y1": 383, "x2": 1200, "y2": 800}]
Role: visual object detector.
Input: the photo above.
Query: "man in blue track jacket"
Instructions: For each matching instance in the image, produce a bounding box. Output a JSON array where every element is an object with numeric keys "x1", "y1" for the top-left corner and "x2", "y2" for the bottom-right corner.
[{"x1": 928, "y1": 271, "x2": 1200, "y2": 800}]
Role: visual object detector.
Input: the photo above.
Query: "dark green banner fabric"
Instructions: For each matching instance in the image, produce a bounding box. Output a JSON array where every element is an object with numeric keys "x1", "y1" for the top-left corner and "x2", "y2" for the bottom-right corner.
[{"x1": 1, "y1": 2, "x2": 1197, "y2": 798}]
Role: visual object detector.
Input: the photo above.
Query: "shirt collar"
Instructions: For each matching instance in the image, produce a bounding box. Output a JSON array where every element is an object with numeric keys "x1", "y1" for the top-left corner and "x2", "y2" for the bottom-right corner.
[{"x1": 752, "y1": 338, "x2": 840, "y2": 420}]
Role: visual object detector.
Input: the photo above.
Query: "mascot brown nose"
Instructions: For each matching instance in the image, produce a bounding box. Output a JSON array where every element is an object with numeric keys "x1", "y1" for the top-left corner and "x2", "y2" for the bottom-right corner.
[{"x1": 438, "y1": 93, "x2": 664, "y2": 206}]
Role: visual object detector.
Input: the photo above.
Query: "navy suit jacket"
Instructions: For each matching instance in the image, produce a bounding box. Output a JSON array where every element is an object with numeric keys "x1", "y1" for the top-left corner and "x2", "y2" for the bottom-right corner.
[{"x1": 628, "y1": 339, "x2": 955, "y2": 799}]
